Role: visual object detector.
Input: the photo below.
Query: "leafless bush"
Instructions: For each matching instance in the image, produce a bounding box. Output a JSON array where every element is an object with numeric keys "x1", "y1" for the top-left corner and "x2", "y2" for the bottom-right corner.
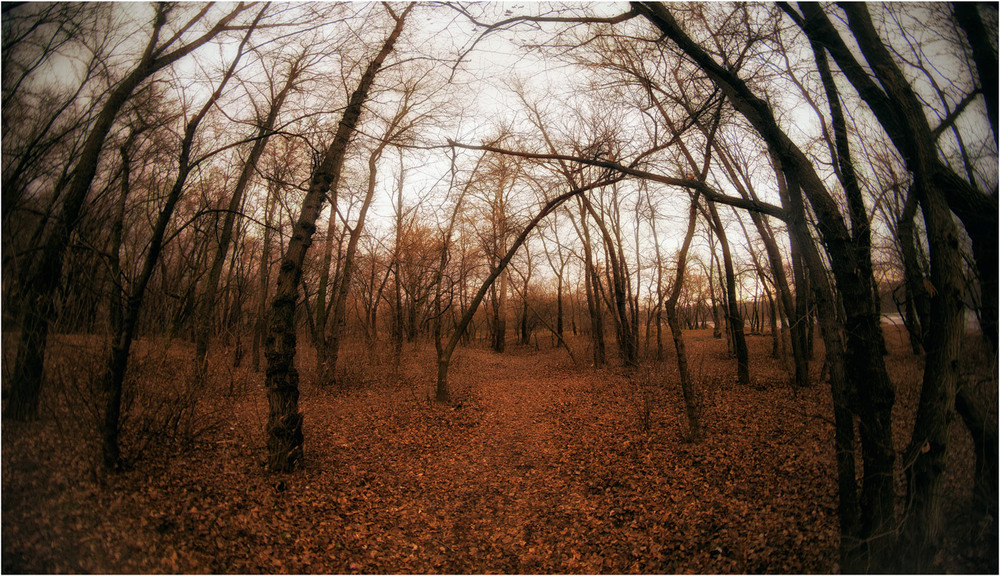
[
  {"x1": 44, "y1": 337, "x2": 223, "y2": 465},
  {"x1": 623, "y1": 369, "x2": 655, "y2": 433},
  {"x1": 118, "y1": 346, "x2": 224, "y2": 463},
  {"x1": 46, "y1": 339, "x2": 105, "y2": 438}
]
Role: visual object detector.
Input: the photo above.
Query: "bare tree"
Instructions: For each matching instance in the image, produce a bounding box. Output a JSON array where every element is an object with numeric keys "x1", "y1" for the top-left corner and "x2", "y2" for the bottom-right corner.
[
  {"x1": 5, "y1": 2, "x2": 254, "y2": 421},
  {"x1": 99, "y1": 11, "x2": 264, "y2": 469},
  {"x1": 664, "y1": 193, "x2": 702, "y2": 441},
  {"x1": 263, "y1": 4, "x2": 412, "y2": 472},
  {"x1": 194, "y1": 46, "x2": 311, "y2": 373}
]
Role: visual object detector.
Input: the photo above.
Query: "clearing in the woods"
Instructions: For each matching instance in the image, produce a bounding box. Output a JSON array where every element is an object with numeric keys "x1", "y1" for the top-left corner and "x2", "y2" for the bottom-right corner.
[{"x1": 2, "y1": 329, "x2": 994, "y2": 573}]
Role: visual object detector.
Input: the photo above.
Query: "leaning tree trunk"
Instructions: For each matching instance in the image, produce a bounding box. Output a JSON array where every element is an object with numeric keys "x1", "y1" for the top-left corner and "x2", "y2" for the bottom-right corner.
[
  {"x1": 5, "y1": 3, "x2": 248, "y2": 422},
  {"x1": 253, "y1": 180, "x2": 278, "y2": 372},
  {"x1": 195, "y1": 60, "x2": 300, "y2": 373},
  {"x1": 436, "y1": 175, "x2": 623, "y2": 402},
  {"x1": 706, "y1": 200, "x2": 750, "y2": 386},
  {"x1": 323, "y1": 134, "x2": 393, "y2": 385},
  {"x1": 713, "y1": 139, "x2": 806, "y2": 385},
  {"x1": 776, "y1": 159, "x2": 863, "y2": 572},
  {"x1": 665, "y1": 195, "x2": 702, "y2": 442},
  {"x1": 100, "y1": 16, "x2": 260, "y2": 469},
  {"x1": 897, "y1": 180, "x2": 967, "y2": 571},
  {"x1": 263, "y1": 6, "x2": 410, "y2": 472},
  {"x1": 897, "y1": 187, "x2": 929, "y2": 355},
  {"x1": 630, "y1": 5, "x2": 900, "y2": 569}
]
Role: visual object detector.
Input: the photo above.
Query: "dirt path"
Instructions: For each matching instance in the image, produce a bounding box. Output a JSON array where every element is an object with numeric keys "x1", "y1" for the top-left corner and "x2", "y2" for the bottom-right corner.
[
  {"x1": 12, "y1": 334, "x2": 991, "y2": 573},
  {"x1": 1, "y1": 341, "x2": 842, "y2": 573}
]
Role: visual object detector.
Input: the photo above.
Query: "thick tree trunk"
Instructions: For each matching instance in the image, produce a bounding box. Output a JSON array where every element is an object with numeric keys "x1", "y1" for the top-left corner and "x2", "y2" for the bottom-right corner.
[
  {"x1": 5, "y1": 3, "x2": 248, "y2": 421},
  {"x1": 955, "y1": 385, "x2": 999, "y2": 519},
  {"x1": 772, "y1": 156, "x2": 864, "y2": 571},
  {"x1": 799, "y1": 1, "x2": 997, "y2": 352},
  {"x1": 264, "y1": 6, "x2": 410, "y2": 471},
  {"x1": 7, "y1": 12, "x2": 168, "y2": 422},
  {"x1": 897, "y1": 180, "x2": 967, "y2": 571},
  {"x1": 631, "y1": 6, "x2": 895, "y2": 566}
]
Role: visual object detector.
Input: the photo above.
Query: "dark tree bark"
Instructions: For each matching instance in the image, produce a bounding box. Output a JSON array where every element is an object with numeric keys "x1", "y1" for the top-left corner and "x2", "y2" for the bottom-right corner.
[
  {"x1": 796, "y1": 5, "x2": 988, "y2": 568},
  {"x1": 264, "y1": 5, "x2": 411, "y2": 472},
  {"x1": 952, "y1": 2, "x2": 998, "y2": 144},
  {"x1": 809, "y1": 26, "x2": 886, "y2": 357},
  {"x1": 665, "y1": 195, "x2": 702, "y2": 441},
  {"x1": 774, "y1": 154, "x2": 862, "y2": 571},
  {"x1": 711, "y1": 139, "x2": 805, "y2": 384},
  {"x1": 101, "y1": 13, "x2": 261, "y2": 469},
  {"x1": 5, "y1": 3, "x2": 250, "y2": 421},
  {"x1": 795, "y1": 1, "x2": 997, "y2": 351},
  {"x1": 705, "y1": 200, "x2": 750, "y2": 386},
  {"x1": 107, "y1": 130, "x2": 140, "y2": 337},
  {"x1": 955, "y1": 385, "x2": 999, "y2": 520},
  {"x1": 897, "y1": 188, "x2": 930, "y2": 355},
  {"x1": 897, "y1": 177, "x2": 968, "y2": 572},
  {"x1": 195, "y1": 54, "x2": 303, "y2": 373},
  {"x1": 630, "y1": 3, "x2": 897, "y2": 568}
]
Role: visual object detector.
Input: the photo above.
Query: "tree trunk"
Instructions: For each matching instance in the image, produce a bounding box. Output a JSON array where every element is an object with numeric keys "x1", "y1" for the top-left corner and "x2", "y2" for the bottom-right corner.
[
  {"x1": 324, "y1": 137, "x2": 391, "y2": 385},
  {"x1": 706, "y1": 201, "x2": 750, "y2": 386},
  {"x1": 195, "y1": 60, "x2": 299, "y2": 373},
  {"x1": 264, "y1": 6, "x2": 410, "y2": 472},
  {"x1": 101, "y1": 17, "x2": 259, "y2": 468},
  {"x1": 253, "y1": 180, "x2": 278, "y2": 372},
  {"x1": 666, "y1": 196, "x2": 701, "y2": 441},
  {"x1": 897, "y1": 187, "x2": 929, "y2": 355},
  {"x1": 576, "y1": 198, "x2": 606, "y2": 366},
  {"x1": 436, "y1": 176, "x2": 622, "y2": 401},
  {"x1": 582, "y1": 195, "x2": 637, "y2": 367},
  {"x1": 897, "y1": 180, "x2": 967, "y2": 571},
  {"x1": 556, "y1": 276, "x2": 564, "y2": 337},
  {"x1": 5, "y1": 3, "x2": 249, "y2": 422},
  {"x1": 780, "y1": 164, "x2": 863, "y2": 572}
]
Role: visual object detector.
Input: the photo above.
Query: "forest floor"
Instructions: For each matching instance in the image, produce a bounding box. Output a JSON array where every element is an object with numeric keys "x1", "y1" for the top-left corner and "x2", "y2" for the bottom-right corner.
[{"x1": 2, "y1": 328, "x2": 996, "y2": 573}]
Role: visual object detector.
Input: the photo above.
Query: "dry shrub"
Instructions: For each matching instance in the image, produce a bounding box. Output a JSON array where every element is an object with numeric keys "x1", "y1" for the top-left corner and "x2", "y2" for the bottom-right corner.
[
  {"x1": 333, "y1": 337, "x2": 415, "y2": 390},
  {"x1": 620, "y1": 368, "x2": 656, "y2": 433},
  {"x1": 41, "y1": 336, "x2": 223, "y2": 465},
  {"x1": 335, "y1": 342, "x2": 374, "y2": 389},
  {"x1": 118, "y1": 343, "x2": 224, "y2": 463},
  {"x1": 46, "y1": 338, "x2": 105, "y2": 441}
]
